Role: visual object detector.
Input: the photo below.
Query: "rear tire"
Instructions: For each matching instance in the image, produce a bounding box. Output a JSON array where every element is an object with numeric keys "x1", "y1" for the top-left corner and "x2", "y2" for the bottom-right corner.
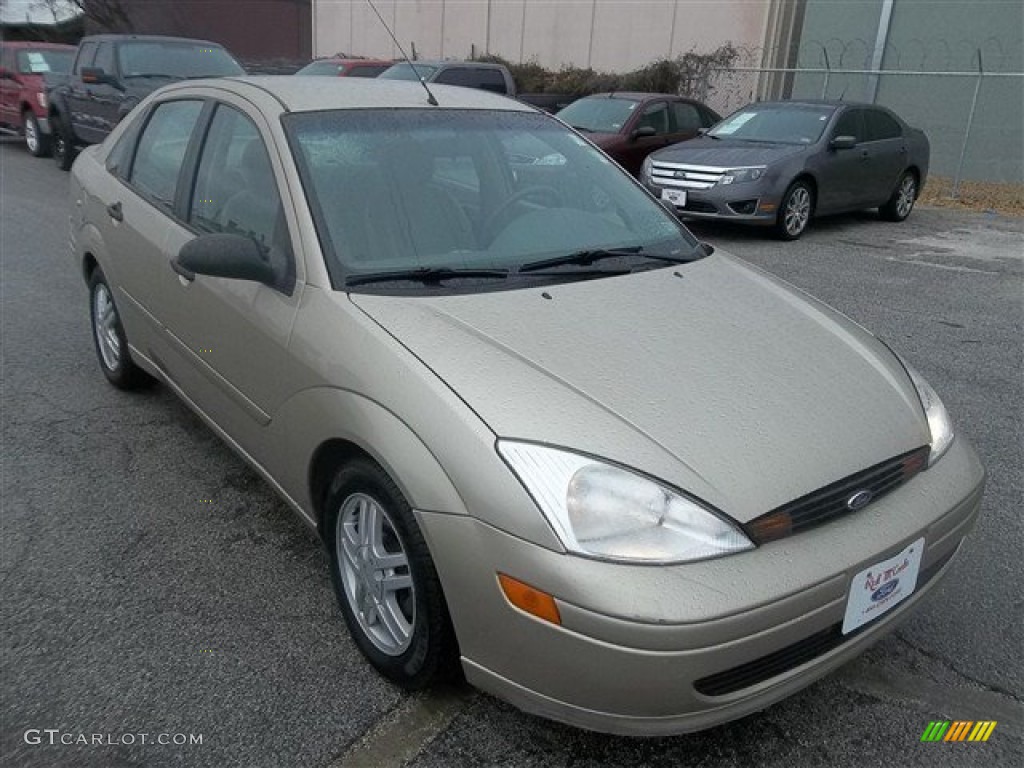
[
  {"x1": 23, "y1": 111, "x2": 50, "y2": 157},
  {"x1": 52, "y1": 113, "x2": 75, "y2": 171},
  {"x1": 774, "y1": 180, "x2": 814, "y2": 240},
  {"x1": 89, "y1": 268, "x2": 152, "y2": 390},
  {"x1": 324, "y1": 458, "x2": 459, "y2": 690},
  {"x1": 880, "y1": 171, "x2": 917, "y2": 222}
]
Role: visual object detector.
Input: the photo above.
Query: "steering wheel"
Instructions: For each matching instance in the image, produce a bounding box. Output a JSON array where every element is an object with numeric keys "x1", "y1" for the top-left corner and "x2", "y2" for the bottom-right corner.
[{"x1": 482, "y1": 185, "x2": 564, "y2": 242}]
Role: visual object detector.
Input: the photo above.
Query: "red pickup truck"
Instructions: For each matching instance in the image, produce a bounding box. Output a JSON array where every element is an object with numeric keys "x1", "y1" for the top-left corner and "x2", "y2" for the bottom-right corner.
[{"x1": 0, "y1": 41, "x2": 76, "y2": 157}]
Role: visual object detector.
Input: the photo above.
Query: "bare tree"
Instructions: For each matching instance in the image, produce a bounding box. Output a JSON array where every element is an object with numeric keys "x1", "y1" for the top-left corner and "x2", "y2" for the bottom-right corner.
[{"x1": 33, "y1": 0, "x2": 132, "y2": 31}]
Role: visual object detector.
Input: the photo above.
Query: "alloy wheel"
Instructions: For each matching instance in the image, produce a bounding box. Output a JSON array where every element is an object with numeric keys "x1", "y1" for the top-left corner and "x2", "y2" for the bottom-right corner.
[
  {"x1": 336, "y1": 492, "x2": 416, "y2": 656},
  {"x1": 92, "y1": 283, "x2": 121, "y2": 371},
  {"x1": 784, "y1": 187, "x2": 811, "y2": 237},
  {"x1": 896, "y1": 175, "x2": 916, "y2": 218}
]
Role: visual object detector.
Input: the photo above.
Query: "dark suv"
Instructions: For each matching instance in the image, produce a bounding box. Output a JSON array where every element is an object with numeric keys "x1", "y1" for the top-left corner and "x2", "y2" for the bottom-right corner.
[{"x1": 48, "y1": 34, "x2": 244, "y2": 169}]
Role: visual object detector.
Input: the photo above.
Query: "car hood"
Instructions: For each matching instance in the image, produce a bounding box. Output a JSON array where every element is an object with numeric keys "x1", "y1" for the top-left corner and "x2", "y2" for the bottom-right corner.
[
  {"x1": 651, "y1": 136, "x2": 808, "y2": 167},
  {"x1": 350, "y1": 254, "x2": 929, "y2": 523}
]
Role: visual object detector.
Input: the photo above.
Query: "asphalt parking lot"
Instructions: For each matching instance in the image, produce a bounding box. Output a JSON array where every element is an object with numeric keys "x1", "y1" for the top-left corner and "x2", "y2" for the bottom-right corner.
[{"x1": 1, "y1": 136, "x2": 1021, "y2": 767}]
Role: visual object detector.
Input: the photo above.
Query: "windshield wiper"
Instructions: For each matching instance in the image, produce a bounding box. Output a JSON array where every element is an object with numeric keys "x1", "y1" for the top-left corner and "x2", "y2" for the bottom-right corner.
[
  {"x1": 345, "y1": 266, "x2": 510, "y2": 287},
  {"x1": 518, "y1": 247, "x2": 695, "y2": 274}
]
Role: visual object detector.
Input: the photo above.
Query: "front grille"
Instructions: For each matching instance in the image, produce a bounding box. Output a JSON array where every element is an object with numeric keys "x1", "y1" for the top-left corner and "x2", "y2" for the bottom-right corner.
[
  {"x1": 694, "y1": 545, "x2": 956, "y2": 697},
  {"x1": 745, "y1": 447, "x2": 930, "y2": 544},
  {"x1": 650, "y1": 160, "x2": 727, "y2": 190}
]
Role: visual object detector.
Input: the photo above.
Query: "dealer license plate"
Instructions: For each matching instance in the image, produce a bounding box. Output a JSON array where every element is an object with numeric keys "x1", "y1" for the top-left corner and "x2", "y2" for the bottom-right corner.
[
  {"x1": 661, "y1": 188, "x2": 687, "y2": 206},
  {"x1": 842, "y1": 537, "x2": 924, "y2": 635}
]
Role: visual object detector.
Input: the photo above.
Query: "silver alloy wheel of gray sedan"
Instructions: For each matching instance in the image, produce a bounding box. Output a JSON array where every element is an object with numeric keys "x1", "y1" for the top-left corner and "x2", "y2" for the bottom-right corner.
[
  {"x1": 336, "y1": 492, "x2": 416, "y2": 656},
  {"x1": 896, "y1": 175, "x2": 916, "y2": 218},
  {"x1": 92, "y1": 282, "x2": 122, "y2": 371},
  {"x1": 782, "y1": 185, "x2": 812, "y2": 238}
]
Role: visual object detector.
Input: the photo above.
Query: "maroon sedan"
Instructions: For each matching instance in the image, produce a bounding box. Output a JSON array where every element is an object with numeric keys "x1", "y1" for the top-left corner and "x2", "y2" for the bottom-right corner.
[
  {"x1": 295, "y1": 58, "x2": 393, "y2": 78},
  {"x1": 556, "y1": 92, "x2": 720, "y2": 177}
]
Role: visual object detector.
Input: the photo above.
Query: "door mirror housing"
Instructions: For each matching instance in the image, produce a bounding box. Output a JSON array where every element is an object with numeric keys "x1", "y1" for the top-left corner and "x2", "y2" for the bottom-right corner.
[
  {"x1": 631, "y1": 125, "x2": 657, "y2": 140},
  {"x1": 175, "y1": 233, "x2": 276, "y2": 286},
  {"x1": 830, "y1": 135, "x2": 857, "y2": 150},
  {"x1": 81, "y1": 67, "x2": 122, "y2": 89}
]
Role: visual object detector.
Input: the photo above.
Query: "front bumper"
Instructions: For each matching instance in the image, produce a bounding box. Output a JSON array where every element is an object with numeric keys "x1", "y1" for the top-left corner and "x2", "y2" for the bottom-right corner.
[
  {"x1": 418, "y1": 436, "x2": 985, "y2": 736},
  {"x1": 644, "y1": 178, "x2": 780, "y2": 225}
]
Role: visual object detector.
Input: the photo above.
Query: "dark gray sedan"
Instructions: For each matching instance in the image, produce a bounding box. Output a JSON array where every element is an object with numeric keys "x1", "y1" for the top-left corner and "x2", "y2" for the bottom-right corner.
[{"x1": 641, "y1": 100, "x2": 930, "y2": 239}]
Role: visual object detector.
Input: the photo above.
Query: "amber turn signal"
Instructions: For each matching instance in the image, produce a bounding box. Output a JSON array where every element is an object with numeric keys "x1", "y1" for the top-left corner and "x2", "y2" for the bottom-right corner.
[{"x1": 497, "y1": 573, "x2": 561, "y2": 625}]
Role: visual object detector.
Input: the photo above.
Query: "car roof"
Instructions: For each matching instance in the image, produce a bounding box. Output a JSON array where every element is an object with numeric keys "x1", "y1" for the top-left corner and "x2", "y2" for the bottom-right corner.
[
  {"x1": 581, "y1": 92, "x2": 695, "y2": 102},
  {"x1": 168, "y1": 76, "x2": 533, "y2": 113},
  {"x1": 1, "y1": 41, "x2": 76, "y2": 50},
  {"x1": 390, "y1": 59, "x2": 508, "y2": 71},
  {"x1": 312, "y1": 58, "x2": 392, "y2": 66},
  {"x1": 746, "y1": 99, "x2": 880, "y2": 110},
  {"x1": 81, "y1": 34, "x2": 225, "y2": 47}
]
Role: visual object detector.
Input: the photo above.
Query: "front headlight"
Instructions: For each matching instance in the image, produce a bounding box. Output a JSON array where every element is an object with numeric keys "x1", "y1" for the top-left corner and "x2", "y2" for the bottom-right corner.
[
  {"x1": 901, "y1": 362, "x2": 955, "y2": 466},
  {"x1": 641, "y1": 154, "x2": 654, "y2": 182},
  {"x1": 718, "y1": 166, "x2": 766, "y2": 185},
  {"x1": 497, "y1": 441, "x2": 753, "y2": 563}
]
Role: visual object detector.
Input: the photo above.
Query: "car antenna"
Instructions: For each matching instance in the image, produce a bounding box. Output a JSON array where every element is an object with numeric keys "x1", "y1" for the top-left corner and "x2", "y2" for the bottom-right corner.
[{"x1": 364, "y1": 0, "x2": 438, "y2": 106}]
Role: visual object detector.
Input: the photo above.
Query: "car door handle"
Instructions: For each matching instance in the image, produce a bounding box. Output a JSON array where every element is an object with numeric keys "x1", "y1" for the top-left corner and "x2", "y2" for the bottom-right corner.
[
  {"x1": 106, "y1": 201, "x2": 123, "y2": 221},
  {"x1": 170, "y1": 258, "x2": 195, "y2": 282}
]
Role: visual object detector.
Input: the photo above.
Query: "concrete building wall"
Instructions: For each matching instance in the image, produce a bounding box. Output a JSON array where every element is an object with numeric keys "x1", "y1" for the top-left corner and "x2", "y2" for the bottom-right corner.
[{"x1": 313, "y1": 0, "x2": 771, "y2": 71}]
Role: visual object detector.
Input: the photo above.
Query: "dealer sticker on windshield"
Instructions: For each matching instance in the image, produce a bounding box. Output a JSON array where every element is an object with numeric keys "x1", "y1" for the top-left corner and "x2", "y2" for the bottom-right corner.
[
  {"x1": 842, "y1": 537, "x2": 924, "y2": 635},
  {"x1": 661, "y1": 188, "x2": 687, "y2": 206}
]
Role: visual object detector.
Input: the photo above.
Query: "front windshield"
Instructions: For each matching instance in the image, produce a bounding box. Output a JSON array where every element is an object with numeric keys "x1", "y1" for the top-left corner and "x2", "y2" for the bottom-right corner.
[
  {"x1": 708, "y1": 105, "x2": 835, "y2": 144},
  {"x1": 556, "y1": 97, "x2": 640, "y2": 134},
  {"x1": 284, "y1": 109, "x2": 698, "y2": 292},
  {"x1": 17, "y1": 49, "x2": 74, "y2": 74},
  {"x1": 378, "y1": 62, "x2": 438, "y2": 81},
  {"x1": 118, "y1": 42, "x2": 244, "y2": 78}
]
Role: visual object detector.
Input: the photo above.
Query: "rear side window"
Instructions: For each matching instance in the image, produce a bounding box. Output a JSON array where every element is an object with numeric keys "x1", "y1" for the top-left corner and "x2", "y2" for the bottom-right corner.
[
  {"x1": 865, "y1": 109, "x2": 902, "y2": 141},
  {"x1": 129, "y1": 100, "x2": 203, "y2": 211}
]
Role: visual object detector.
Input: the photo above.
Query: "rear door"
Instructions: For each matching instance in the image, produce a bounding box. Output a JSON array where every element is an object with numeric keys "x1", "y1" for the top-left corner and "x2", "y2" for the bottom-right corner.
[{"x1": 862, "y1": 108, "x2": 908, "y2": 204}]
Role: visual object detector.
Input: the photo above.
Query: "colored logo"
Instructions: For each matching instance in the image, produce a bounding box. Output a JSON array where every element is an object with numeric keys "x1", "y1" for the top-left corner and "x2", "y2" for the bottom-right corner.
[
  {"x1": 920, "y1": 721, "x2": 997, "y2": 742},
  {"x1": 871, "y1": 579, "x2": 899, "y2": 602},
  {"x1": 846, "y1": 489, "x2": 874, "y2": 511}
]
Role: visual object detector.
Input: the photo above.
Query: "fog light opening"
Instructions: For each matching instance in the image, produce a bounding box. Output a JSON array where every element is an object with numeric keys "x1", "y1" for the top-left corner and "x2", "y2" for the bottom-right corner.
[
  {"x1": 497, "y1": 573, "x2": 562, "y2": 625},
  {"x1": 728, "y1": 199, "x2": 759, "y2": 215}
]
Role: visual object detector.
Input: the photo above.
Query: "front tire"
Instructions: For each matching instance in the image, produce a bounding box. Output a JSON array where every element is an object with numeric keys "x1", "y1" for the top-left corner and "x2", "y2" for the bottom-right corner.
[
  {"x1": 23, "y1": 111, "x2": 50, "y2": 157},
  {"x1": 89, "y1": 268, "x2": 151, "y2": 390},
  {"x1": 324, "y1": 458, "x2": 458, "y2": 690},
  {"x1": 880, "y1": 171, "x2": 917, "y2": 222},
  {"x1": 52, "y1": 113, "x2": 75, "y2": 171},
  {"x1": 774, "y1": 180, "x2": 814, "y2": 240}
]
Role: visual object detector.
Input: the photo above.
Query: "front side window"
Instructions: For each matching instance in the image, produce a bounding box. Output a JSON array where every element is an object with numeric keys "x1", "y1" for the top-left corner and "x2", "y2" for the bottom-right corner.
[
  {"x1": 129, "y1": 100, "x2": 203, "y2": 210},
  {"x1": 74, "y1": 42, "x2": 97, "y2": 74},
  {"x1": 709, "y1": 105, "x2": 836, "y2": 145},
  {"x1": 285, "y1": 109, "x2": 698, "y2": 293},
  {"x1": 346, "y1": 64, "x2": 389, "y2": 78},
  {"x1": 118, "y1": 42, "x2": 243, "y2": 80},
  {"x1": 556, "y1": 97, "x2": 640, "y2": 134},
  {"x1": 92, "y1": 43, "x2": 115, "y2": 75},
  {"x1": 832, "y1": 109, "x2": 865, "y2": 142},
  {"x1": 295, "y1": 60, "x2": 343, "y2": 76},
  {"x1": 637, "y1": 102, "x2": 669, "y2": 135}
]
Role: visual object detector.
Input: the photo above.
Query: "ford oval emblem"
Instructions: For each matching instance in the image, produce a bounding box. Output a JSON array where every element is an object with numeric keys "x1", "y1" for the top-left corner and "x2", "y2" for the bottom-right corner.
[
  {"x1": 675, "y1": 171, "x2": 687, "y2": 179},
  {"x1": 847, "y1": 489, "x2": 874, "y2": 511},
  {"x1": 871, "y1": 579, "x2": 899, "y2": 602}
]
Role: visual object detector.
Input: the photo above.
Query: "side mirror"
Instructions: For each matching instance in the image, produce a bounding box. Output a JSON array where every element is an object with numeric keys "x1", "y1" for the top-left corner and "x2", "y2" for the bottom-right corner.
[
  {"x1": 697, "y1": 127, "x2": 708, "y2": 136},
  {"x1": 830, "y1": 135, "x2": 857, "y2": 150},
  {"x1": 631, "y1": 125, "x2": 657, "y2": 141},
  {"x1": 699, "y1": 241, "x2": 715, "y2": 257},
  {"x1": 81, "y1": 67, "x2": 122, "y2": 89},
  {"x1": 174, "y1": 233, "x2": 276, "y2": 286}
]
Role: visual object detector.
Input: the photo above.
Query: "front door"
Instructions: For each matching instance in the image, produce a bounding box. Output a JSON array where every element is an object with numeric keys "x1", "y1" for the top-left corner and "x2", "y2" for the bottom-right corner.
[
  {"x1": 818, "y1": 108, "x2": 872, "y2": 213},
  {"x1": 619, "y1": 100, "x2": 671, "y2": 176}
]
